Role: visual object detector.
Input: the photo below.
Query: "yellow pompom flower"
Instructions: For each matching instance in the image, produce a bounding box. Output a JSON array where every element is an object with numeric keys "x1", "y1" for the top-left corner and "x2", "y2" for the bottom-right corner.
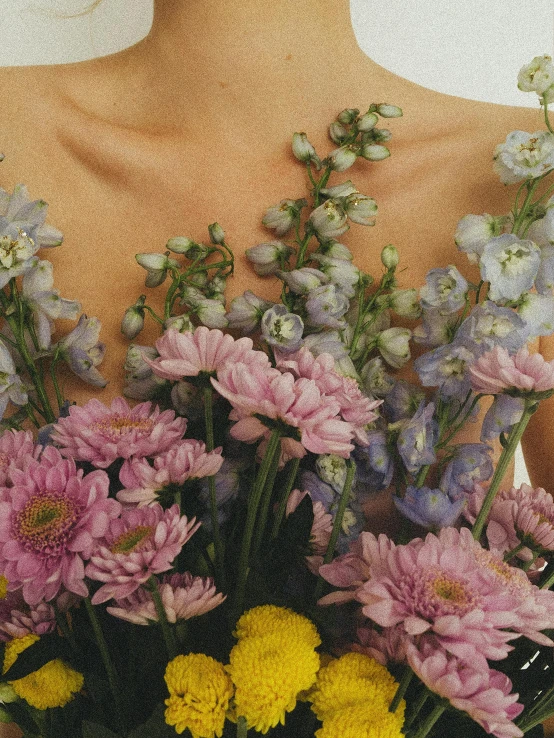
[
  {"x1": 3, "y1": 635, "x2": 84, "y2": 710},
  {"x1": 0, "y1": 576, "x2": 8, "y2": 600},
  {"x1": 227, "y1": 607, "x2": 321, "y2": 735},
  {"x1": 309, "y1": 652, "x2": 405, "y2": 736},
  {"x1": 234, "y1": 604, "x2": 321, "y2": 649},
  {"x1": 164, "y1": 653, "x2": 234, "y2": 738}
]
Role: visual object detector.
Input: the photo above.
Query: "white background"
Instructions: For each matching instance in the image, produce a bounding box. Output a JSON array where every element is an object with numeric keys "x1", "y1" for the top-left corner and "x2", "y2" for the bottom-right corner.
[
  {"x1": 1, "y1": 0, "x2": 552, "y2": 483},
  {"x1": 0, "y1": 0, "x2": 553, "y2": 107}
]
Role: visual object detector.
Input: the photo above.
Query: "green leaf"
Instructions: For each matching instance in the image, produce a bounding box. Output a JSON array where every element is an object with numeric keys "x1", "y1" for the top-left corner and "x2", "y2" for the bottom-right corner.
[
  {"x1": 82, "y1": 721, "x2": 122, "y2": 738},
  {"x1": 128, "y1": 704, "x2": 174, "y2": 737},
  {"x1": 2, "y1": 633, "x2": 73, "y2": 681}
]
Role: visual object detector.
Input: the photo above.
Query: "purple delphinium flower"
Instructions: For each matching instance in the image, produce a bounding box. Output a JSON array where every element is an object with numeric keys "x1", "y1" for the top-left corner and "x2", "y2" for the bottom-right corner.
[
  {"x1": 457, "y1": 301, "x2": 527, "y2": 353},
  {"x1": 383, "y1": 380, "x2": 425, "y2": 422},
  {"x1": 397, "y1": 401, "x2": 437, "y2": 474},
  {"x1": 0, "y1": 184, "x2": 63, "y2": 249},
  {"x1": 481, "y1": 394, "x2": 525, "y2": 442},
  {"x1": 260, "y1": 305, "x2": 304, "y2": 352},
  {"x1": 58, "y1": 314, "x2": 107, "y2": 387},
  {"x1": 311, "y1": 254, "x2": 361, "y2": 298},
  {"x1": 394, "y1": 486, "x2": 466, "y2": 530},
  {"x1": 420, "y1": 266, "x2": 468, "y2": 314},
  {"x1": 440, "y1": 443, "x2": 493, "y2": 500},
  {"x1": 278, "y1": 268, "x2": 327, "y2": 295},
  {"x1": 414, "y1": 340, "x2": 478, "y2": 400},
  {"x1": 360, "y1": 357, "x2": 394, "y2": 397},
  {"x1": 305, "y1": 284, "x2": 349, "y2": 329},
  {"x1": 0, "y1": 339, "x2": 27, "y2": 418},
  {"x1": 352, "y1": 432, "x2": 394, "y2": 492},
  {"x1": 245, "y1": 240, "x2": 294, "y2": 276},
  {"x1": 480, "y1": 234, "x2": 541, "y2": 302},
  {"x1": 535, "y1": 243, "x2": 554, "y2": 293},
  {"x1": 413, "y1": 308, "x2": 457, "y2": 347}
]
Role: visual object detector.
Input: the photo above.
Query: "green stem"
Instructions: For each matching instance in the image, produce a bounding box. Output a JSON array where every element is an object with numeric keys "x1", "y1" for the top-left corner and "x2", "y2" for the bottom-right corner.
[
  {"x1": 314, "y1": 458, "x2": 356, "y2": 601},
  {"x1": 503, "y1": 542, "x2": 525, "y2": 562},
  {"x1": 203, "y1": 387, "x2": 225, "y2": 587},
  {"x1": 232, "y1": 429, "x2": 281, "y2": 620},
  {"x1": 251, "y1": 441, "x2": 281, "y2": 561},
  {"x1": 389, "y1": 666, "x2": 413, "y2": 713},
  {"x1": 53, "y1": 601, "x2": 79, "y2": 654},
  {"x1": 414, "y1": 465, "x2": 431, "y2": 488},
  {"x1": 271, "y1": 456, "x2": 301, "y2": 539},
  {"x1": 236, "y1": 716, "x2": 249, "y2": 738},
  {"x1": 409, "y1": 702, "x2": 447, "y2": 738},
  {"x1": 405, "y1": 688, "x2": 430, "y2": 730},
  {"x1": 472, "y1": 400, "x2": 536, "y2": 540},
  {"x1": 540, "y1": 563, "x2": 554, "y2": 589},
  {"x1": 84, "y1": 597, "x2": 126, "y2": 734},
  {"x1": 147, "y1": 576, "x2": 178, "y2": 659}
]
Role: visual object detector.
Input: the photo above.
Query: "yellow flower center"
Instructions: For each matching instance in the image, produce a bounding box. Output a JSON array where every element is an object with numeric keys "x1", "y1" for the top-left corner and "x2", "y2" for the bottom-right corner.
[{"x1": 15, "y1": 492, "x2": 79, "y2": 556}]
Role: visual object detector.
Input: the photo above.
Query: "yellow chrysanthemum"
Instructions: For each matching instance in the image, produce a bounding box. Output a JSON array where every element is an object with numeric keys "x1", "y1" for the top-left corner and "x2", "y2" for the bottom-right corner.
[
  {"x1": 309, "y1": 652, "x2": 404, "y2": 725},
  {"x1": 227, "y1": 632, "x2": 320, "y2": 734},
  {"x1": 0, "y1": 576, "x2": 8, "y2": 600},
  {"x1": 234, "y1": 605, "x2": 321, "y2": 649},
  {"x1": 164, "y1": 653, "x2": 234, "y2": 738},
  {"x1": 316, "y1": 703, "x2": 405, "y2": 738},
  {"x1": 3, "y1": 635, "x2": 84, "y2": 710}
]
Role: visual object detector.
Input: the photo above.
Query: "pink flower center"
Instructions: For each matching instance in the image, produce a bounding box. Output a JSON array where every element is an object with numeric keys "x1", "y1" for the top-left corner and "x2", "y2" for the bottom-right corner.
[
  {"x1": 476, "y1": 549, "x2": 527, "y2": 596},
  {"x1": 90, "y1": 414, "x2": 154, "y2": 440},
  {"x1": 15, "y1": 491, "x2": 80, "y2": 557},
  {"x1": 413, "y1": 567, "x2": 478, "y2": 618},
  {"x1": 110, "y1": 525, "x2": 154, "y2": 554}
]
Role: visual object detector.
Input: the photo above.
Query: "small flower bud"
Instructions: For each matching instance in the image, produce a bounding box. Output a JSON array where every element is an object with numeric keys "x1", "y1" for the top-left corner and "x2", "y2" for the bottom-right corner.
[
  {"x1": 357, "y1": 112, "x2": 379, "y2": 132},
  {"x1": 344, "y1": 193, "x2": 378, "y2": 226},
  {"x1": 376, "y1": 103, "x2": 403, "y2": 118},
  {"x1": 226, "y1": 290, "x2": 274, "y2": 334},
  {"x1": 135, "y1": 253, "x2": 179, "y2": 288},
  {"x1": 327, "y1": 145, "x2": 358, "y2": 172},
  {"x1": 360, "y1": 144, "x2": 390, "y2": 161},
  {"x1": 278, "y1": 267, "x2": 328, "y2": 294},
  {"x1": 121, "y1": 298, "x2": 146, "y2": 340},
  {"x1": 318, "y1": 240, "x2": 353, "y2": 260},
  {"x1": 320, "y1": 180, "x2": 358, "y2": 199},
  {"x1": 246, "y1": 240, "x2": 294, "y2": 275},
  {"x1": 329, "y1": 121, "x2": 349, "y2": 145},
  {"x1": 208, "y1": 222, "x2": 225, "y2": 244},
  {"x1": 292, "y1": 132, "x2": 317, "y2": 162},
  {"x1": 166, "y1": 236, "x2": 198, "y2": 255},
  {"x1": 381, "y1": 244, "x2": 399, "y2": 269},
  {"x1": 163, "y1": 314, "x2": 194, "y2": 333},
  {"x1": 389, "y1": 289, "x2": 421, "y2": 319},
  {"x1": 262, "y1": 199, "x2": 304, "y2": 236},
  {"x1": 180, "y1": 285, "x2": 205, "y2": 307},
  {"x1": 194, "y1": 299, "x2": 228, "y2": 329},
  {"x1": 337, "y1": 108, "x2": 359, "y2": 124},
  {"x1": 376, "y1": 327, "x2": 411, "y2": 369}
]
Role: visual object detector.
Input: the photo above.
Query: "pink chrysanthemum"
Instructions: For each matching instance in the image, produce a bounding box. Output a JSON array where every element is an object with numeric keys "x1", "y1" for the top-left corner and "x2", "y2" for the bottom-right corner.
[
  {"x1": 106, "y1": 572, "x2": 225, "y2": 625},
  {"x1": 276, "y1": 348, "x2": 381, "y2": 445},
  {"x1": 320, "y1": 528, "x2": 520, "y2": 669},
  {"x1": 352, "y1": 624, "x2": 408, "y2": 667},
  {"x1": 0, "y1": 430, "x2": 41, "y2": 488},
  {"x1": 286, "y1": 489, "x2": 333, "y2": 574},
  {"x1": 146, "y1": 326, "x2": 270, "y2": 380},
  {"x1": 0, "y1": 589, "x2": 57, "y2": 640},
  {"x1": 212, "y1": 362, "x2": 355, "y2": 458},
  {"x1": 407, "y1": 637, "x2": 523, "y2": 738},
  {"x1": 85, "y1": 503, "x2": 200, "y2": 604},
  {"x1": 0, "y1": 446, "x2": 121, "y2": 604},
  {"x1": 469, "y1": 345, "x2": 554, "y2": 395},
  {"x1": 50, "y1": 397, "x2": 187, "y2": 469},
  {"x1": 117, "y1": 440, "x2": 224, "y2": 506}
]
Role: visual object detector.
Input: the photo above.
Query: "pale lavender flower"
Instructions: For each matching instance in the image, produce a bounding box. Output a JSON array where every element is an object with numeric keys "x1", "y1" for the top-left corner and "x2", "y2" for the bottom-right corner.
[
  {"x1": 262, "y1": 199, "x2": 304, "y2": 236},
  {"x1": 194, "y1": 298, "x2": 228, "y2": 329},
  {"x1": 352, "y1": 432, "x2": 394, "y2": 492},
  {"x1": 344, "y1": 193, "x2": 378, "y2": 226},
  {"x1": 375, "y1": 327, "x2": 411, "y2": 369},
  {"x1": 316, "y1": 239, "x2": 353, "y2": 261},
  {"x1": 121, "y1": 304, "x2": 145, "y2": 341},
  {"x1": 301, "y1": 332, "x2": 358, "y2": 378},
  {"x1": 309, "y1": 200, "x2": 349, "y2": 240},
  {"x1": 279, "y1": 268, "x2": 328, "y2": 294},
  {"x1": 226, "y1": 291, "x2": 274, "y2": 334},
  {"x1": 20, "y1": 260, "x2": 80, "y2": 350},
  {"x1": 0, "y1": 339, "x2": 27, "y2": 417},
  {"x1": 397, "y1": 401, "x2": 437, "y2": 474},
  {"x1": 535, "y1": 243, "x2": 554, "y2": 292},
  {"x1": 198, "y1": 458, "x2": 241, "y2": 510},
  {"x1": 311, "y1": 254, "x2": 361, "y2": 298},
  {"x1": 420, "y1": 266, "x2": 468, "y2": 314},
  {"x1": 383, "y1": 379, "x2": 425, "y2": 422},
  {"x1": 123, "y1": 344, "x2": 167, "y2": 402},
  {"x1": 457, "y1": 302, "x2": 527, "y2": 353},
  {"x1": 58, "y1": 314, "x2": 107, "y2": 387},
  {"x1": 414, "y1": 340, "x2": 477, "y2": 400},
  {"x1": 481, "y1": 395, "x2": 525, "y2": 442},
  {"x1": 135, "y1": 252, "x2": 179, "y2": 288},
  {"x1": 518, "y1": 292, "x2": 554, "y2": 337},
  {"x1": 291, "y1": 132, "x2": 320, "y2": 167},
  {"x1": 454, "y1": 213, "x2": 508, "y2": 263},
  {"x1": 394, "y1": 486, "x2": 465, "y2": 529},
  {"x1": 413, "y1": 308, "x2": 457, "y2": 347},
  {"x1": 480, "y1": 234, "x2": 541, "y2": 302},
  {"x1": 494, "y1": 130, "x2": 554, "y2": 184},
  {"x1": 245, "y1": 240, "x2": 294, "y2": 275},
  {"x1": 327, "y1": 145, "x2": 358, "y2": 172},
  {"x1": 305, "y1": 284, "x2": 349, "y2": 329},
  {"x1": 0, "y1": 185, "x2": 63, "y2": 250},
  {"x1": 360, "y1": 356, "x2": 394, "y2": 397},
  {"x1": 261, "y1": 305, "x2": 304, "y2": 352},
  {"x1": 388, "y1": 289, "x2": 421, "y2": 319},
  {"x1": 440, "y1": 443, "x2": 493, "y2": 499}
]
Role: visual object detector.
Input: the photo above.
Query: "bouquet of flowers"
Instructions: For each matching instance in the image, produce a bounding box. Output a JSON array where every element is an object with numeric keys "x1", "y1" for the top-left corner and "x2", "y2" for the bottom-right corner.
[{"x1": 0, "y1": 54, "x2": 553, "y2": 738}]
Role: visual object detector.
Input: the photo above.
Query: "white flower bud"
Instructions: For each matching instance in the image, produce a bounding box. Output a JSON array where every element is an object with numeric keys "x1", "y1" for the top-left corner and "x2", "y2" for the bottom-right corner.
[
  {"x1": 163, "y1": 314, "x2": 194, "y2": 333},
  {"x1": 279, "y1": 267, "x2": 328, "y2": 294},
  {"x1": 381, "y1": 244, "x2": 399, "y2": 269},
  {"x1": 208, "y1": 222, "x2": 225, "y2": 244},
  {"x1": 121, "y1": 305, "x2": 145, "y2": 340},
  {"x1": 318, "y1": 240, "x2": 353, "y2": 261},
  {"x1": 360, "y1": 144, "x2": 390, "y2": 161},
  {"x1": 316, "y1": 454, "x2": 348, "y2": 493},
  {"x1": 389, "y1": 289, "x2": 421, "y2": 319},
  {"x1": 328, "y1": 145, "x2": 358, "y2": 172},
  {"x1": 262, "y1": 199, "x2": 303, "y2": 236},
  {"x1": 344, "y1": 193, "x2": 378, "y2": 226},
  {"x1": 329, "y1": 122, "x2": 349, "y2": 144},
  {"x1": 292, "y1": 132, "x2": 317, "y2": 162},
  {"x1": 360, "y1": 356, "x2": 394, "y2": 397},
  {"x1": 376, "y1": 327, "x2": 411, "y2": 369},
  {"x1": 320, "y1": 181, "x2": 358, "y2": 198},
  {"x1": 376, "y1": 104, "x2": 403, "y2": 118},
  {"x1": 246, "y1": 241, "x2": 294, "y2": 275},
  {"x1": 166, "y1": 236, "x2": 197, "y2": 255},
  {"x1": 337, "y1": 108, "x2": 359, "y2": 124},
  {"x1": 357, "y1": 112, "x2": 379, "y2": 131},
  {"x1": 135, "y1": 253, "x2": 178, "y2": 288},
  {"x1": 194, "y1": 299, "x2": 228, "y2": 329},
  {"x1": 518, "y1": 55, "x2": 554, "y2": 95},
  {"x1": 309, "y1": 200, "x2": 349, "y2": 239}
]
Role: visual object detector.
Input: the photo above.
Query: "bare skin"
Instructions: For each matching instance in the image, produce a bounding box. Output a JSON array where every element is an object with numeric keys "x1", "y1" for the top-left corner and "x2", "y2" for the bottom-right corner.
[{"x1": 0, "y1": 1, "x2": 552, "y2": 734}]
